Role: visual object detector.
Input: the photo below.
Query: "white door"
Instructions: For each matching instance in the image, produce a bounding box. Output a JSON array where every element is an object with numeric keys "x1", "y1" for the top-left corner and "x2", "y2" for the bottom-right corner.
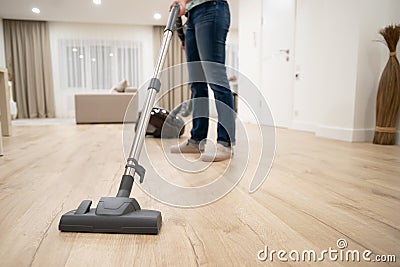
[{"x1": 261, "y1": 0, "x2": 296, "y2": 128}]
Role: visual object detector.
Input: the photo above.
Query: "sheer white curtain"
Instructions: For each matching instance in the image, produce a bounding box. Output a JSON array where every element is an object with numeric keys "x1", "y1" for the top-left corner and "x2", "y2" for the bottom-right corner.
[
  {"x1": 58, "y1": 39, "x2": 141, "y2": 90},
  {"x1": 53, "y1": 39, "x2": 141, "y2": 117}
]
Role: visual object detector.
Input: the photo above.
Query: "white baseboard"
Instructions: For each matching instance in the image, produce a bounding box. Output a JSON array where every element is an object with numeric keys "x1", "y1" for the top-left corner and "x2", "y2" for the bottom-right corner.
[
  {"x1": 290, "y1": 120, "x2": 317, "y2": 133},
  {"x1": 259, "y1": 119, "x2": 399, "y2": 144},
  {"x1": 352, "y1": 128, "x2": 399, "y2": 144},
  {"x1": 316, "y1": 125, "x2": 354, "y2": 142},
  {"x1": 316, "y1": 125, "x2": 378, "y2": 143},
  {"x1": 351, "y1": 128, "x2": 375, "y2": 142}
]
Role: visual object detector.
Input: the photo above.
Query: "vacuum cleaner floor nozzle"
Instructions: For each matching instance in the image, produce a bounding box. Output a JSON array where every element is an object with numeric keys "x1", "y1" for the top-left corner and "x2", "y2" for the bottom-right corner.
[{"x1": 59, "y1": 198, "x2": 162, "y2": 234}]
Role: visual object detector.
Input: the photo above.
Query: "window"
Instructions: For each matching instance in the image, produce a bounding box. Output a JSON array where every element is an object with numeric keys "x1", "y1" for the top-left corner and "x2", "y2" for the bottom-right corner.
[
  {"x1": 90, "y1": 45, "x2": 112, "y2": 89},
  {"x1": 66, "y1": 46, "x2": 86, "y2": 88},
  {"x1": 117, "y1": 47, "x2": 140, "y2": 88},
  {"x1": 59, "y1": 40, "x2": 141, "y2": 90}
]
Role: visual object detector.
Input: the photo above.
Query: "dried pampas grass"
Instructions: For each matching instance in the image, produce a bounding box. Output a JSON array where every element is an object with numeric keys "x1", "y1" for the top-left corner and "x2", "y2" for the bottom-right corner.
[{"x1": 373, "y1": 25, "x2": 400, "y2": 145}]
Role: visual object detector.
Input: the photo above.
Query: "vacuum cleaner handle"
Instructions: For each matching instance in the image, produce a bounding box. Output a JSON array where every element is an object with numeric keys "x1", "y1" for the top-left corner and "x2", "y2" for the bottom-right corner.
[
  {"x1": 166, "y1": 2, "x2": 180, "y2": 32},
  {"x1": 117, "y1": 3, "x2": 180, "y2": 197}
]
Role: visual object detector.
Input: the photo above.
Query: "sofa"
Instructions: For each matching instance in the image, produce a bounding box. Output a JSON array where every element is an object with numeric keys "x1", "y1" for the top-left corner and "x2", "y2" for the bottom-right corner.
[{"x1": 75, "y1": 89, "x2": 139, "y2": 124}]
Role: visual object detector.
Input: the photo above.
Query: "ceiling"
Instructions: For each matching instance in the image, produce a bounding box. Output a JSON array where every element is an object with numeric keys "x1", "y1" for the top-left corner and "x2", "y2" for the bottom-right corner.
[{"x1": 0, "y1": 0, "x2": 238, "y2": 28}]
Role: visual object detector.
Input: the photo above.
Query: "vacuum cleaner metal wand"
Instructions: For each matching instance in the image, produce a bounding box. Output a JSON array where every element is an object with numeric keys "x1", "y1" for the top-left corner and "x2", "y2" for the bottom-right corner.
[
  {"x1": 119, "y1": 7, "x2": 178, "y2": 197},
  {"x1": 58, "y1": 3, "x2": 180, "y2": 235},
  {"x1": 126, "y1": 30, "x2": 173, "y2": 166}
]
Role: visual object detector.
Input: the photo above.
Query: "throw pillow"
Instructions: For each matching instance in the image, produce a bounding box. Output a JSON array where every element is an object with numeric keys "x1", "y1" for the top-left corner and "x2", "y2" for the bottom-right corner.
[{"x1": 111, "y1": 80, "x2": 128, "y2": 92}]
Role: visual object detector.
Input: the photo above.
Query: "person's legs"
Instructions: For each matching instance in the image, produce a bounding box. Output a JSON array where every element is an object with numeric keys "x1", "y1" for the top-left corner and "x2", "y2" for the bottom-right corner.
[
  {"x1": 192, "y1": 0, "x2": 236, "y2": 146},
  {"x1": 185, "y1": 13, "x2": 209, "y2": 143},
  {"x1": 213, "y1": 84, "x2": 235, "y2": 146}
]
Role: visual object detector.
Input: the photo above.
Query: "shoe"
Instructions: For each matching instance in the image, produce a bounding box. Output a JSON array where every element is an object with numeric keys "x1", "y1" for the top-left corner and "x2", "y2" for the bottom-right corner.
[
  {"x1": 201, "y1": 143, "x2": 233, "y2": 162},
  {"x1": 170, "y1": 140, "x2": 205, "y2": 154}
]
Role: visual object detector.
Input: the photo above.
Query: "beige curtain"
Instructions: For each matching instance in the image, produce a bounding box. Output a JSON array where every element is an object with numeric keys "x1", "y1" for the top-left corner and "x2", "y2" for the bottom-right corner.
[
  {"x1": 153, "y1": 26, "x2": 190, "y2": 110},
  {"x1": 3, "y1": 19, "x2": 55, "y2": 118}
]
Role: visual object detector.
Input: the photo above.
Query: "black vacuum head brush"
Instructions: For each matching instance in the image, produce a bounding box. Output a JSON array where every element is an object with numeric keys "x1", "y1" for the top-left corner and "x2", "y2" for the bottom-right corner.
[{"x1": 59, "y1": 197, "x2": 161, "y2": 234}]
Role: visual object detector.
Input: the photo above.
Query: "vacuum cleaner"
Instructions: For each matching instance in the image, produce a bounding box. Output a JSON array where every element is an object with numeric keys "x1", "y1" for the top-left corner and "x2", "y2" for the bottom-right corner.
[
  {"x1": 134, "y1": 16, "x2": 189, "y2": 139},
  {"x1": 58, "y1": 3, "x2": 181, "y2": 235},
  {"x1": 135, "y1": 107, "x2": 185, "y2": 138}
]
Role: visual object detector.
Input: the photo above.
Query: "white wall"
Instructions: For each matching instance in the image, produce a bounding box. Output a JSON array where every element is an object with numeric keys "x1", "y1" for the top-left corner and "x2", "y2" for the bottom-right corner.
[
  {"x1": 238, "y1": 0, "x2": 262, "y2": 88},
  {"x1": 49, "y1": 22, "x2": 154, "y2": 117},
  {"x1": 291, "y1": 0, "x2": 324, "y2": 132},
  {"x1": 237, "y1": 0, "x2": 263, "y2": 123},
  {"x1": 291, "y1": 0, "x2": 400, "y2": 143},
  {"x1": 293, "y1": 0, "x2": 361, "y2": 141},
  {"x1": 0, "y1": 19, "x2": 5, "y2": 68}
]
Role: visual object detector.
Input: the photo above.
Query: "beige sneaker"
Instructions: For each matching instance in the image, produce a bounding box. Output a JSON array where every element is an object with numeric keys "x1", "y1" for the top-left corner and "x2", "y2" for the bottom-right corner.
[
  {"x1": 201, "y1": 143, "x2": 233, "y2": 162},
  {"x1": 170, "y1": 140, "x2": 205, "y2": 154}
]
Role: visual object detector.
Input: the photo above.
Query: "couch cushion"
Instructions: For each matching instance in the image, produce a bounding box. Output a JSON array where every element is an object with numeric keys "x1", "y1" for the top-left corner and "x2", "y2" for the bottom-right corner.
[
  {"x1": 75, "y1": 93, "x2": 138, "y2": 124},
  {"x1": 125, "y1": 87, "x2": 138, "y2": 93}
]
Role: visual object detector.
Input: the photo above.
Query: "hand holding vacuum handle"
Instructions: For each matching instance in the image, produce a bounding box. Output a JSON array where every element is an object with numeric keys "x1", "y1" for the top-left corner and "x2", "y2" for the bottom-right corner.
[
  {"x1": 166, "y1": 2, "x2": 181, "y2": 32},
  {"x1": 170, "y1": 1, "x2": 186, "y2": 17}
]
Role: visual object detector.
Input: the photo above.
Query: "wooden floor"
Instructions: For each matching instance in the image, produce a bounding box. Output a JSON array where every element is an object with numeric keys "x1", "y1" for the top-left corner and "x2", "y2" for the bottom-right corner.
[{"x1": 0, "y1": 123, "x2": 399, "y2": 266}]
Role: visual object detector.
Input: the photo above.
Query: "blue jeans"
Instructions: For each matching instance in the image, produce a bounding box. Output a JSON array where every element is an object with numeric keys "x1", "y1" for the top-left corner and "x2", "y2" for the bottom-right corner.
[{"x1": 185, "y1": 0, "x2": 236, "y2": 146}]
